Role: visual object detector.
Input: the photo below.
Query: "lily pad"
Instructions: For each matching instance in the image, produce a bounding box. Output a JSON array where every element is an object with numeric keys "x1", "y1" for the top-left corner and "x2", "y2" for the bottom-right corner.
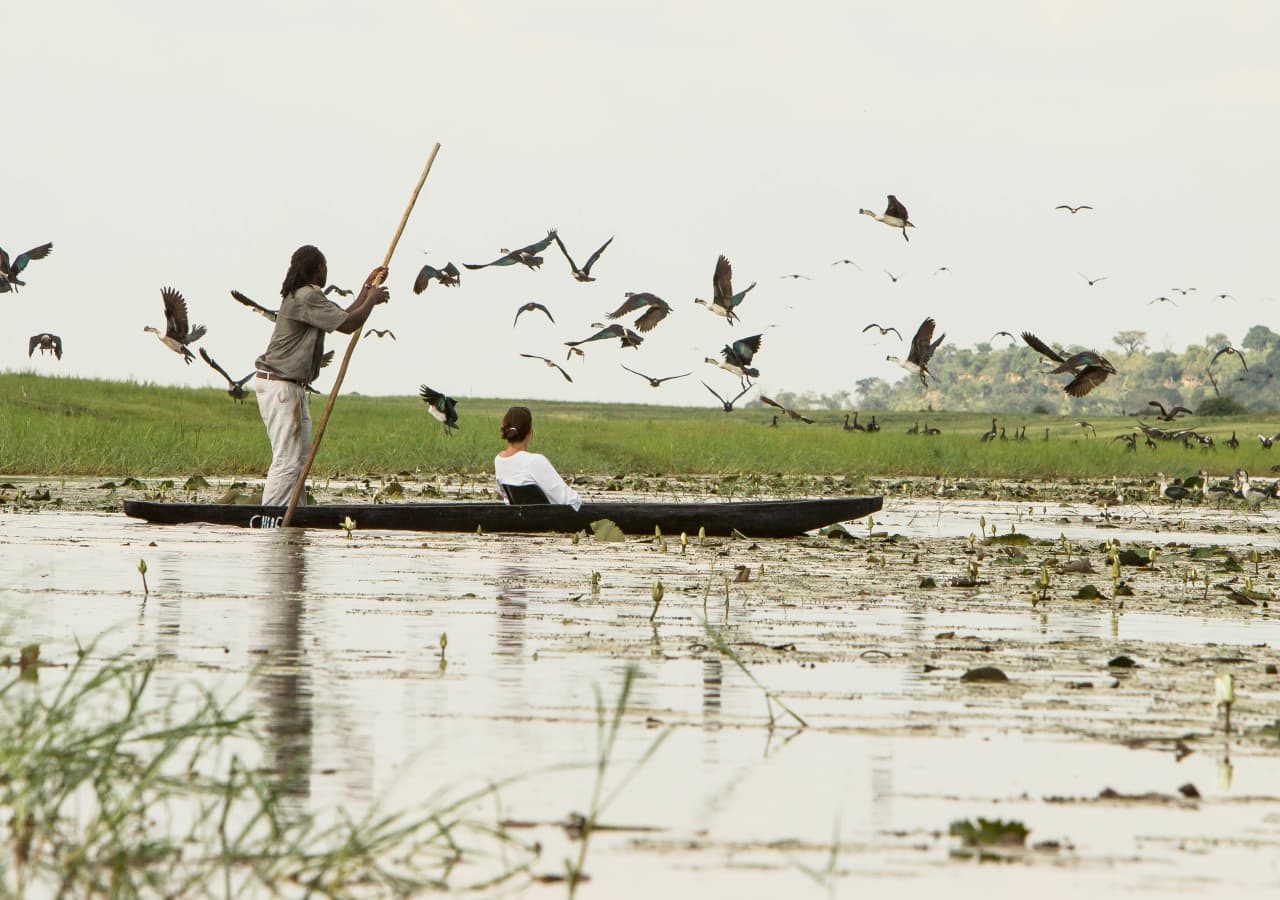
[
  {"x1": 1075, "y1": 584, "x2": 1107, "y2": 600},
  {"x1": 1057, "y1": 558, "x2": 1095, "y2": 574},
  {"x1": 949, "y1": 817, "x2": 1028, "y2": 847},
  {"x1": 1107, "y1": 655, "x2": 1138, "y2": 668},
  {"x1": 589, "y1": 519, "x2": 626, "y2": 543},
  {"x1": 1116, "y1": 548, "x2": 1150, "y2": 567},
  {"x1": 961, "y1": 665, "x2": 1009, "y2": 683},
  {"x1": 984, "y1": 533, "x2": 1030, "y2": 546},
  {"x1": 919, "y1": 576, "x2": 937, "y2": 589},
  {"x1": 184, "y1": 475, "x2": 210, "y2": 490}
]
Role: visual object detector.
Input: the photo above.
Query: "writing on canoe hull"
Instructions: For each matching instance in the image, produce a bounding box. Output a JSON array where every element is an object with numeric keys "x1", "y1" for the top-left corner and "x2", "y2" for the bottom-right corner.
[{"x1": 249, "y1": 514, "x2": 283, "y2": 529}]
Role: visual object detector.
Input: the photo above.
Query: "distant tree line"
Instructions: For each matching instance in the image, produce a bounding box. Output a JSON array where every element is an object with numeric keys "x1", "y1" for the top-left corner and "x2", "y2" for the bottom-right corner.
[{"x1": 767, "y1": 326, "x2": 1280, "y2": 414}]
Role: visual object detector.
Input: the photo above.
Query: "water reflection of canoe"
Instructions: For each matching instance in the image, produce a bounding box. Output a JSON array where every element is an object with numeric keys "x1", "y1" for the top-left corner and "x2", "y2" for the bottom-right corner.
[{"x1": 122, "y1": 497, "x2": 882, "y2": 538}]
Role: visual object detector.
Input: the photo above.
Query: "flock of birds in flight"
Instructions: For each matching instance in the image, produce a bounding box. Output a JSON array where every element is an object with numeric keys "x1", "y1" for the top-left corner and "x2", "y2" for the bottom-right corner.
[{"x1": 4, "y1": 196, "x2": 1256, "y2": 436}]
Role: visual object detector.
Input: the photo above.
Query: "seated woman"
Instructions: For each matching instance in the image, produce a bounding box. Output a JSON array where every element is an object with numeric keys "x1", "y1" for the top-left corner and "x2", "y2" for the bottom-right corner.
[{"x1": 494, "y1": 406, "x2": 583, "y2": 510}]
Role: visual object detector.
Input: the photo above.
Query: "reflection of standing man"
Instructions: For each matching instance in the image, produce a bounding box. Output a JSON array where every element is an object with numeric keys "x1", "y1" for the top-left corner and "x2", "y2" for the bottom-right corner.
[
  {"x1": 254, "y1": 245, "x2": 389, "y2": 506},
  {"x1": 258, "y1": 529, "x2": 313, "y2": 802}
]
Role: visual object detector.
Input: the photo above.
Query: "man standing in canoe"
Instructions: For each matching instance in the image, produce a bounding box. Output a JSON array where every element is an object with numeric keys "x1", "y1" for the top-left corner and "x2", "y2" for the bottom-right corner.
[{"x1": 255, "y1": 245, "x2": 389, "y2": 507}]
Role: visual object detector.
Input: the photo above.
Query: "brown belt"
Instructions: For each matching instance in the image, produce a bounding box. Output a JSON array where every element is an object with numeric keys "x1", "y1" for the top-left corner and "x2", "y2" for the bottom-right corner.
[{"x1": 256, "y1": 370, "x2": 299, "y2": 384}]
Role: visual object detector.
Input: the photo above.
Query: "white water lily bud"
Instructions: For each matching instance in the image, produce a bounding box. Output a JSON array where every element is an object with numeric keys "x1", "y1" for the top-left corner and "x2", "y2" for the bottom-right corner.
[
  {"x1": 1217, "y1": 756, "x2": 1234, "y2": 791},
  {"x1": 1215, "y1": 672, "x2": 1235, "y2": 706}
]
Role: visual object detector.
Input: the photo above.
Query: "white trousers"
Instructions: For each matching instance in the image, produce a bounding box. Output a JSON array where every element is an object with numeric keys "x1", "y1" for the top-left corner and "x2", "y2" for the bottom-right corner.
[{"x1": 256, "y1": 377, "x2": 312, "y2": 507}]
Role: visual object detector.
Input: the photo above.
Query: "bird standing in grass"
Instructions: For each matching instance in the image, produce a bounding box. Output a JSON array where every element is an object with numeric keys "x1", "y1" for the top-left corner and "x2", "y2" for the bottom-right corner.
[
  {"x1": 859, "y1": 195, "x2": 914, "y2": 241},
  {"x1": 887, "y1": 318, "x2": 944, "y2": 387},
  {"x1": 1157, "y1": 472, "x2": 1191, "y2": 505},
  {"x1": 145, "y1": 287, "x2": 206, "y2": 364},
  {"x1": 419, "y1": 385, "x2": 459, "y2": 435}
]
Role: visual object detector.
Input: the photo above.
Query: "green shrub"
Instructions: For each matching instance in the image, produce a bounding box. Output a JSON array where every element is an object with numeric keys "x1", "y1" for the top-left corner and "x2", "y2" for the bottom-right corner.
[{"x1": 1198, "y1": 396, "x2": 1249, "y2": 416}]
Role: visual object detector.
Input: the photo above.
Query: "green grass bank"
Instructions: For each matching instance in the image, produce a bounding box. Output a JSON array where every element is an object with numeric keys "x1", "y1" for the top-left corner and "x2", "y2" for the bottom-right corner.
[{"x1": 1, "y1": 373, "x2": 1276, "y2": 479}]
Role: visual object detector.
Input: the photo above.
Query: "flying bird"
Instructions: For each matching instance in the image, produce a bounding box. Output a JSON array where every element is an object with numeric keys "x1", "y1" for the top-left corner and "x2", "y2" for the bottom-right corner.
[
  {"x1": 862, "y1": 323, "x2": 902, "y2": 340},
  {"x1": 413, "y1": 261, "x2": 461, "y2": 293},
  {"x1": 198, "y1": 348, "x2": 253, "y2": 402},
  {"x1": 364, "y1": 328, "x2": 396, "y2": 340},
  {"x1": 464, "y1": 231, "x2": 557, "y2": 270},
  {"x1": 884, "y1": 270, "x2": 904, "y2": 283},
  {"x1": 620, "y1": 365, "x2": 690, "y2": 387},
  {"x1": 565, "y1": 324, "x2": 644, "y2": 349},
  {"x1": 0, "y1": 241, "x2": 53, "y2": 290},
  {"x1": 323, "y1": 284, "x2": 353, "y2": 297},
  {"x1": 1148, "y1": 296, "x2": 1178, "y2": 306},
  {"x1": 701, "y1": 380, "x2": 754, "y2": 412},
  {"x1": 1055, "y1": 204, "x2": 1093, "y2": 214},
  {"x1": 1210, "y1": 345, "x2": 1248, "y2": 371},
  {"x1": 28, "y1": 333, "x2": 62, "y2": 360},
  {"x1": 991, "y1": 331, "x2": 1016, "y2": 343},
  {"x1": 230, "y1": 289, "x2": 278, "y2": 322},
  {"x1": 707, "y1": 333, "x2": 764, "y2": 384},
  {"x1": 1147, "y1": 400, "x2": 1193, "y2": 421},
  {"x1": 566, "y1": 346, "x2": 585, "y2": 362},
  {"x1": 513, "y1": 302, "x2": 555, "y2": 327},
  {"x1": 1021, "y1": 331, "x2": 1117, "y2": 397},
  {"x1": 695, "y1": 255, "x2": 756, "y2": 324},
  {"x1": 145, "y1": 287, "x2": 206, "y2": 364},
  {"x1": 886, "y1": 318, "x2": 944, "y2": 387},
  {"x1": 605, "y1": 292, "x2": 672, "y2": 332},
  {"x1": 520, "y1": 353, "x2": 573, "y2": 383},
  {"x1": 1214, "y1": 293, "x2": 1235, "y2": 301},
  {"x1": 1170, "y1": 287, "x2": 1197, "y2": 295},
  {"x1": 780, "y1": 273, "x2": 812, "y2": 280},
  {"x1": 761, "y1": 395, "x2": 814, "y2": 424},
  {"x1": 859, "y1": 195, "x2": 914, "y2": 241},
  {"x1": 831, "y1": 259, "x2": 862, "y2": 269},
  {"x1": 419, "y1": 385, "x2": 459, "y2": 435},
  {"x1": 553, "y1": 233, "x2": 613, "y2": 283},
  {"x1": 1078, "y1": 273, "x2": 1108, "y2": 286}
]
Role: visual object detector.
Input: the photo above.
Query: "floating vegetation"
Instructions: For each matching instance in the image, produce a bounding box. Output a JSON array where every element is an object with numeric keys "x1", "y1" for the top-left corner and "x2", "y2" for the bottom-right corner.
[
  {"x1": 0, "y1": 643, "x2": 538, "y2": 895},
  {"x1": 589, "y1": 519, "x2": 625, "y2": 543}
]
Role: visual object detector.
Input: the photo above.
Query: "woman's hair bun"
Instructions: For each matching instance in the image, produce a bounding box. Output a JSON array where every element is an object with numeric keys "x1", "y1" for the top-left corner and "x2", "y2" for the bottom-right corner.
[{"x1": 500, "y1": 406, "x2": 533, "y2": 443}]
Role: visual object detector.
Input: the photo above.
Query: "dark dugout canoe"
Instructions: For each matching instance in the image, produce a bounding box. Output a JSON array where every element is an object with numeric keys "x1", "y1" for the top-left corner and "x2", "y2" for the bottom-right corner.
[{"x1": 122, "y1": 497, "x2": 882, "y2": 538}]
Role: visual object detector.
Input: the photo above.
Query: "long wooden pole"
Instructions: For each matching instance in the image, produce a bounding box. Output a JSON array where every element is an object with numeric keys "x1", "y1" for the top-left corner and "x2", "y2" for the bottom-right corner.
[{"x1": 281, "y1": 143, "x2": 442, "y2": 527}]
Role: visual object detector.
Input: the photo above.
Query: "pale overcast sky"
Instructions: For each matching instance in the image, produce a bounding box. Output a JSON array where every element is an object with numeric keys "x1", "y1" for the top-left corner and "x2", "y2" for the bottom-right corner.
[{"x1": 6, "y1": 1, "x2": 1278, "y2": 405}]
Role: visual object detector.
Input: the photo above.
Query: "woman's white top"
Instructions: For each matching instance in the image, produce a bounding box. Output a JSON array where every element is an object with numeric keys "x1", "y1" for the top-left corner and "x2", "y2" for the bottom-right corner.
[{"x1": 494, "y1": 451, "x2": 583, "y2": 510}]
